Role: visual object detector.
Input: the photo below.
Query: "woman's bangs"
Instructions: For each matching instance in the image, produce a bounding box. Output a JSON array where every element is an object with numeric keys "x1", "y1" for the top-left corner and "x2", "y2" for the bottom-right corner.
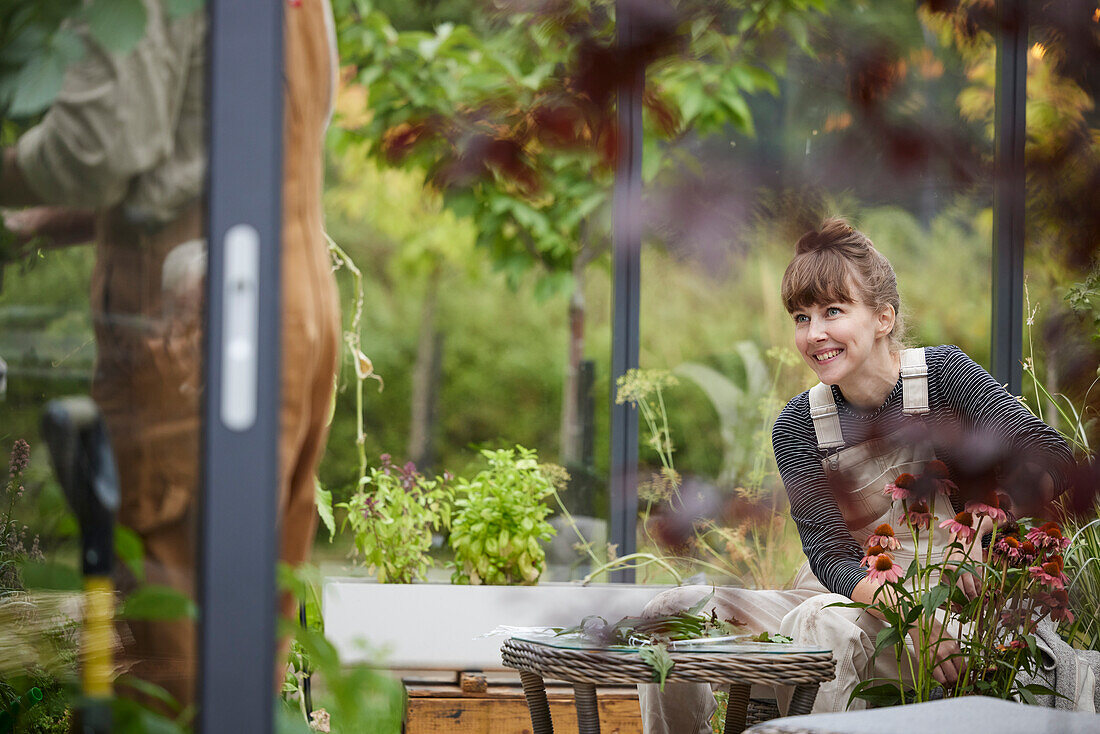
[{"x1": 781, "y1": 254, "x2": 856, "y2": 312}]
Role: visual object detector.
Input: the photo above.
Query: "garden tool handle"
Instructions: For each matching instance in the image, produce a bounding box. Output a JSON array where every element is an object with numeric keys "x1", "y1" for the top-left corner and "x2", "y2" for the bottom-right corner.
[
  {"x1": 41, "y1": 397, "x2": 118, "y2": 733},
  {"x1": 83, "y1": 576, "x2": 114, "y2": 699}
]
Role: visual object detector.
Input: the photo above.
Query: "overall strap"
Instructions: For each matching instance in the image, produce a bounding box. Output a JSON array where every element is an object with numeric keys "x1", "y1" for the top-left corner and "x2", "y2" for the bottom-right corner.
[
  {"x1": 808, "y1": 382, "x2": 845, "y2": 450},
  {"x1": 900, "y1": 347, "x2": 930, "y2": 415}
]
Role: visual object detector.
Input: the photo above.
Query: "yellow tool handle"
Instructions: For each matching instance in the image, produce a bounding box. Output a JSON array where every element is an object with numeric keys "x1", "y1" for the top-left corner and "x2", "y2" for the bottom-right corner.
[{"x1": 83, "y1": 576, "x2": 114, "y2": 698}]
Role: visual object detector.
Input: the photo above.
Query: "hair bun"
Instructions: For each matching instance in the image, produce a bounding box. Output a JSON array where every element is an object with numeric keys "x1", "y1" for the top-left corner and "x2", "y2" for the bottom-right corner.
[{"x1": 795, "y1": 217, "x2": 860, "y2": 255}]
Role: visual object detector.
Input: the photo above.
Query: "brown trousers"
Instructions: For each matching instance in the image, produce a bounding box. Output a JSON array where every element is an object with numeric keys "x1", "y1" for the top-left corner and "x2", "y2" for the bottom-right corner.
[{"x1": 94, "y1": 0, "x2": 339, "y2": 709}]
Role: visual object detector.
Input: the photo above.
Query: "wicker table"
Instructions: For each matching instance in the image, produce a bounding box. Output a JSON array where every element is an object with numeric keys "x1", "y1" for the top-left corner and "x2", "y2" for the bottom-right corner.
[{"x1": 501, "y1": 635, "x2": 835, "y2": 734}]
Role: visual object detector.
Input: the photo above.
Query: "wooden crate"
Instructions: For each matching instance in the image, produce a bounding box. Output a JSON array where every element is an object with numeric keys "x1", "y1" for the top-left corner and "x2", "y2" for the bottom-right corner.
[{"x1": 404, "y1": 672, "x2": 643, "y2": 734}]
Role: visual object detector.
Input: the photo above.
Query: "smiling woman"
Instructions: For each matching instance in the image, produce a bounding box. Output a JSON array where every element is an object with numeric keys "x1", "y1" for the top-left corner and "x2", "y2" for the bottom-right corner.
[
  {"x1": 783, "y1": 219, "x2": 905, "y2": 410},
  {"x1": 638, "y1": 218, "x2": 1080, "y2": 732}
]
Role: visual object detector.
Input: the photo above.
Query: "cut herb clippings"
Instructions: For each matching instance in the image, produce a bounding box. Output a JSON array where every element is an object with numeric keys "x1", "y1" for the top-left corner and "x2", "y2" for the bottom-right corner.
[{"x1": 553, "y1": 590, "x2": 745, "y2": 685}]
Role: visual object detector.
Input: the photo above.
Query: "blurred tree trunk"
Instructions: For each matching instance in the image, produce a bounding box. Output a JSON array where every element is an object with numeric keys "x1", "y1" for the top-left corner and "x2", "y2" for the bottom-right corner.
[
  {"x1": 561, "y1": 234, "x2": 601, "y2": 466},
  {"x1": 409, "y1": 265, "x2": 442, "y2": 469},
  {"x1": 559, "y1": 262, "x2": 585, "y2": 465}
]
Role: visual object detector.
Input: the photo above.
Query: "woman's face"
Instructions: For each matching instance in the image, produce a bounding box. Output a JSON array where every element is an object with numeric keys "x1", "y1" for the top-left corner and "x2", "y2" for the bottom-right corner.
[{"x1": 790, "y1": 298, "x2": 892, "y2": 387}]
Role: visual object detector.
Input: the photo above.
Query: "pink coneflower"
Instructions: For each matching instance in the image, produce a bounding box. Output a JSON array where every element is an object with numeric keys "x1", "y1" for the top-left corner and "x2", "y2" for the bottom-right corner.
[
  {"x1": 1036, "y1": 588, "x2": 1075, "y2": 624},
  {"x1": 1018, "y1": 539, "x2": 1040, "y2": 565},
  {"x1": 899, "y1": 500, "x2": 933, "y2": 530},
  {"x1": 866, "y1": 553, "x2": 903, "y2": 584},
  {"x1": 924, "y1": 460, "x2": 958, "y2": 497},
  {"x1": 883, "y1": 473, "x2": 915, "y2": 500},
  {"x1": 861, "y1": 543, "x2": 886, "y2": 567},
  {"x1": 992, "y1": 535, "x2": 1023, "y2": 564},
  {"x1": 939, "y1": 511, "x2": 976, "y2": 542},
  {"x1": 965, "y1": 491, "x2": 1008, "y2": 524},
  {"x1": 1026, "y1": 522, "x2": 1071, "y2": 552},
  {"x1": 1029, "y1": 556, "x2": 1068, "y2": 589},
  {"x1": 866, "y1": 523, "x2": 902, "y2": 551},
  {"x1": 999, "y1": 607, "x2": 1029, "y2": 630}
]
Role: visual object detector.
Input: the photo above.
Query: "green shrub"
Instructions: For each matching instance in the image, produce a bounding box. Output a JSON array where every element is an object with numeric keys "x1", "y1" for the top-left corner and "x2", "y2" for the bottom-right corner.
[
  {"x1": 338, "y1": 455, "x2": 452, "y2": 583},
  {"x1": 449, "y1": 447, "x2": 559, "y2": 585}
]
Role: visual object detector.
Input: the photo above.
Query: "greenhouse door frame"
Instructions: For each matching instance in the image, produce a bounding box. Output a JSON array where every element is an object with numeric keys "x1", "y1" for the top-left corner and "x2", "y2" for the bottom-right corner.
[
  {"x1": 606, "y1": 0, "x2": 1030, "y2": 571},
  {"x1": 198, "y1": 0, "x2": 284, "y2": 731}
]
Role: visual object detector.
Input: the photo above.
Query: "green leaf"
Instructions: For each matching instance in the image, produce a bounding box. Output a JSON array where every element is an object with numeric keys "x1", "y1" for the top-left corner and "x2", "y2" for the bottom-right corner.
[
  {"x1": 639, "y1": 643, "x2": 675, "y2": 691},
  {"x1": 117, "y1": 584, "x2": 197, "y2": 621},
  {"x1": 1017, "y1": 682, "x2": 1069, "y2": 703},
  {"x1": 83, "y1": 0, "x2": 148, "y2": 55},
  {"x1": 55, "y1": 514, "x2": 79, "y2": 538},
  {"x1": 315, "y1": 481, "x2": 336, "y2": 542},
  {"x1": 824, "y1": 601, "x2": 870, "y2": 610},
  {"x1": 922, "y1": 585, "x2": 950, "y2": 618},
  {"x1": 849, "y1": 681, "x2": 904, "y2": 708},
  {"x1": 685, "y1": 589, "x2": 715, "y2": 617},
  {"x1": 53, "y1": 27, "x2": 86, "y2": 66},
  {"x1": 0, "y1": 21, "x2": 49, "y2": 66},
  {"x1": 115, "y1": 674, "x2": 182, "y2": 714},
  {"x1": 1025, "y1": 634, "x2": 1040, "y2": 662},
  {"x1": 873, "y1": 626, "x2": 903, "y2": 658},
  {"x1": 8, "y1": 49, "x2": 69, "y2": 117},
  {"x1": 115, "y1": 525, "x2": 145, "y2": 581},
  {"x1": 111, "y1": 696, "x2": 190, "y2": 734}
]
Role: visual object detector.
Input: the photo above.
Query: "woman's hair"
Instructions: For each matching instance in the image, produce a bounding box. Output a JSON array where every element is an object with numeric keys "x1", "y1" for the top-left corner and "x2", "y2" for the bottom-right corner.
[{"x1": 780, "y1": 217, "x2": 907, "y2": 350}]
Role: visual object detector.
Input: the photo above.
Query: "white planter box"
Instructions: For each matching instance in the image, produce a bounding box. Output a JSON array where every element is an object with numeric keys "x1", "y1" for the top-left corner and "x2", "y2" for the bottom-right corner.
[{"x1": 322, "y1": 579, "x2": 673, "y2": 671}]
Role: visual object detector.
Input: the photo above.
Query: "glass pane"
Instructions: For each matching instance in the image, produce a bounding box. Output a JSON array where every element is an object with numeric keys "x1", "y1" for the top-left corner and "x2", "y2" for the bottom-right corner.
[
  {"x1": 320, "y1": 0, "x2": 620, "y2": 591},
  {"x1": 1021, "y1": 19, "x2": 1100, "y2": 456},
  {"x1": 637, "y1": 1, "x2": 996, "y2": 590},
  {"x1": 0, "y1": 0, "x2": 206, "y2": 726}
]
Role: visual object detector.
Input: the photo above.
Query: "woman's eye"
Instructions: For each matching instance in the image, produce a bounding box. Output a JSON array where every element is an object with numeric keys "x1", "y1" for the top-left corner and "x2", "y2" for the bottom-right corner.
[
  {"x1": 794, "y1": 314, "x2": 808, "y2": 323},
  {"x1": 826, "y1": 307, "x2": 841, "y2": 317}
]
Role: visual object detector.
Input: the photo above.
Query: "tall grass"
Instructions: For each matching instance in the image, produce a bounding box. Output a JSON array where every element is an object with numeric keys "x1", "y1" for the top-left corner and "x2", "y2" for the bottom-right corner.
[{"x1": 1023, "y1": 284, "x2": 1100, "y2": 650}]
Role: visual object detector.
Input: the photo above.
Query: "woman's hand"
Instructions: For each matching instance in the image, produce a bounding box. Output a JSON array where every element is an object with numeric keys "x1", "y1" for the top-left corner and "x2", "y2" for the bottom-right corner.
[
  {"x1": 2, "y1": 207, "x2": 95, "y2": 249},
  {"x1": 911, "y1": 617, "x2": 965, "y2": 686}
]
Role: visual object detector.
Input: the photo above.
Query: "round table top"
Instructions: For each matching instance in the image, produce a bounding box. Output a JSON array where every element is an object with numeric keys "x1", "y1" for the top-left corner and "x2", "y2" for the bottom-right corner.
[{"x1": 512, "y1": 632, "x2": 830, "y2": 656}]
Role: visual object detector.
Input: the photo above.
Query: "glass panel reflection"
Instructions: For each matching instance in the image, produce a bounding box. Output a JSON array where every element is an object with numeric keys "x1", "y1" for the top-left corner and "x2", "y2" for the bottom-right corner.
[{"x1": 0, "y1": 0, "x2": 205, "y2": 727}]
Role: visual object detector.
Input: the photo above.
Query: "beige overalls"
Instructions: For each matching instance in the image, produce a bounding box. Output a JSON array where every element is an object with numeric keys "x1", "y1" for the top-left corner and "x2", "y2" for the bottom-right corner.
[{"x1": 640, "y1": 348, "x2": 959, "y2": 732}]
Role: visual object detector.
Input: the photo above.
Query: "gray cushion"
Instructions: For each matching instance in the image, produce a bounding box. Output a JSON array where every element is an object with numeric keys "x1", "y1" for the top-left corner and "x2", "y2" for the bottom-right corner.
[{"x1": 745, "y1": 697, "x2": 1100, "y2": 734}]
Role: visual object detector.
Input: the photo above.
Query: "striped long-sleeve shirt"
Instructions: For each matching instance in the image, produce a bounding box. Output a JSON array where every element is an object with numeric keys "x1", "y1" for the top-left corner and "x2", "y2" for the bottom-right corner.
[{"x1": 771, "y1": 344, "x2": 1075, "y2": 598}]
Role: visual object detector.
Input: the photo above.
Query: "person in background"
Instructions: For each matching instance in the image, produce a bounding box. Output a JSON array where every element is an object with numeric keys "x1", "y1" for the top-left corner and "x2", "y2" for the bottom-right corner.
[
  {"x1": 639, "y1": 218, "x2": 1081, "y2": 732},
  {"x1": 0, "y1": 0, "x2": 340, "y2": 709}
]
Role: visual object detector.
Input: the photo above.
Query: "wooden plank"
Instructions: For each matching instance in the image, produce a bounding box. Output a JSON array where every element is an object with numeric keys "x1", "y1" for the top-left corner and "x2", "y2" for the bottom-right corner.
[
  {"x1": 406, "y1": 696, "x2": 643, "y2": 734},
  {"x1": 406, "y1": 684, "x2": 640, "y2": 700}
]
